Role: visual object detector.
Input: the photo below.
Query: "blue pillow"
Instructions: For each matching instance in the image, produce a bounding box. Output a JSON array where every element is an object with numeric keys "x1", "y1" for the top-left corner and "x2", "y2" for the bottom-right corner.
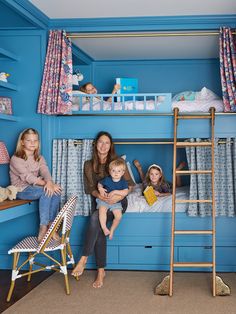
[{"x1": 173, "y1": 91, "x2": 196, "y2": 101}]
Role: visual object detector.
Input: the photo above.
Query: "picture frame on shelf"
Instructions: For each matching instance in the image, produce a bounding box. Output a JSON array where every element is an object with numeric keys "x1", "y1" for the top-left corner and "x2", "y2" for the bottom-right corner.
[{"x1": 0, "y1": 97, "x2": 12, "y2": 115}]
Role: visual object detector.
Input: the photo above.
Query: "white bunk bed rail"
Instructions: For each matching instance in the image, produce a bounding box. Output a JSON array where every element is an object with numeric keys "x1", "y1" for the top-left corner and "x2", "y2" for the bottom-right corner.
[{"x1": 71, "y1": 92, "x2": 172, "y2": 115}]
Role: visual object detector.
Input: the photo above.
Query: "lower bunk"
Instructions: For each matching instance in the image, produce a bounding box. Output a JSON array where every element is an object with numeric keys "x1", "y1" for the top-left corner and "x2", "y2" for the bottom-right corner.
[{"x1": 70, "y1": 204, "x2": 236, "y2": 272}]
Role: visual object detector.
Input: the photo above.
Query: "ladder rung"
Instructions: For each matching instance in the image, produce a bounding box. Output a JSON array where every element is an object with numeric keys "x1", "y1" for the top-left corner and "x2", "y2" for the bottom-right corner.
[
  {"x1": 173, "y1": 262, "x2": 213, "y2": 268},
  {"x1": 176, "y1": 142, "x2": 212, "y2": 147},
  {"x1": 177, "y1": 115, "x2": 212, "y2": 120},
  {"x1": 174, "y1": 230, "x2": 213, "y2": 235},
  {"x1": 176, "y1": 199, "x2": 212, "y2": 203},
  {"x1": 176, "y1": 170, "x2": 212, "y2": 175}
]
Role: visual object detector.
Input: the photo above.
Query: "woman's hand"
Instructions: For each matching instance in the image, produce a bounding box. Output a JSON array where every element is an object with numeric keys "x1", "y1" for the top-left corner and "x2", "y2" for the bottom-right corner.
[{"x1": 98, "y1": 185, "x2": 108, "y2": 197}]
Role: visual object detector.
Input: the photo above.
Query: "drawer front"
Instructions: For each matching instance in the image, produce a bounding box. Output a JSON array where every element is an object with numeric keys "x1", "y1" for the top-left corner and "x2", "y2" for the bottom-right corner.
[
  {"x1": 119, "y1": 246, "x2": 172, "y2": 265},
  {"x1": 72, "y1": 245, "x2": 119, "y2": 264},
  {"x1": 178, "y1": 246, "x2": 212, "y2": 263},
  {"x1": 179, "y1": 246, "x2": 236, "y2": 266},
  {"x1": 216, "y1": 247, "x2": 236, "y2": 266}
]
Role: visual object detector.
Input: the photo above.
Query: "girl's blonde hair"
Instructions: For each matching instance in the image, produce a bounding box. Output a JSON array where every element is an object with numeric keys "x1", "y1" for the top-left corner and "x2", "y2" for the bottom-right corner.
[
  {"x1": 145, "y1": 164, "x2": 165, "y2": 186},
  {"x1": 15, "y1": 128, "x2": 40, "y2": 161}
]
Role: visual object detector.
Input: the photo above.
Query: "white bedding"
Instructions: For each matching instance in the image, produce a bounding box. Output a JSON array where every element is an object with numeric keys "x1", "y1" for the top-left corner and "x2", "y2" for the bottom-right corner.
[
  {"x1": 172, "y1": 100, "x2": 224, "y2": 112},
  {"x1": 126, "y1": 184, "x2": 189, "y2": 213},
  {"x1": 81, "y1": 100, "x2": 159, "y2": 111}
]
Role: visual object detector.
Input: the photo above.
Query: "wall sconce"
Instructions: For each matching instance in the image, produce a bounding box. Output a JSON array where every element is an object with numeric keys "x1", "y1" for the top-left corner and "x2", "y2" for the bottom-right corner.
[{"x1": 0, "y1": 141, "x2": 10, "y2": 164}]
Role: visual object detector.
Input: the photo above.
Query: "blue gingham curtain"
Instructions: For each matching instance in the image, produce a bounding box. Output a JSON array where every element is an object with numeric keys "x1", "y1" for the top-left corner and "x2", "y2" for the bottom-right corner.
[
  {"x1": 52, "y1": 139, "x2": 93, "y2": 215},
  {"x1": 186, "y1": 138, "x2": 236, "y2": 217}
]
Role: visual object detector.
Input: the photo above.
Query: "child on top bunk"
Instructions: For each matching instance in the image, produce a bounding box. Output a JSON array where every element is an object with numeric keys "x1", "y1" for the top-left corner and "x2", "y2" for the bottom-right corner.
[
  {"x1": 133, "y1": 160, "x2": 185, "y2": 196},
  {"x1": 97, "y1": 158, "x2": 129, "y2": 240},
  {"x1": 80, "y1": 82, "x2": 120, "y2": 102}
]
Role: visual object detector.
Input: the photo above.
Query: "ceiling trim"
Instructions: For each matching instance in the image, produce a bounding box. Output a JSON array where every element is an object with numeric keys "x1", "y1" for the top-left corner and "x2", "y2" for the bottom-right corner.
[
  {"x1": 4, "y1": 0, "x2": 49, "y2": 29},
  {"x1": 49, "y1": 15, "x2": 236, "y2": 32},
  {"x1": 72, "y1": 43, "x2": 94, "y2": 65}
]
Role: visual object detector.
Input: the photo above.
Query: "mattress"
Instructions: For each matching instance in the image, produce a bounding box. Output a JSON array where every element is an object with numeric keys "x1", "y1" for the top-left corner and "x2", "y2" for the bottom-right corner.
[
  {"x1": 126, "y1": 184, "x2": 189, "y2": 213},
  {"x1": 172, "y1": 100, "x2": 224, "y2": 112}
]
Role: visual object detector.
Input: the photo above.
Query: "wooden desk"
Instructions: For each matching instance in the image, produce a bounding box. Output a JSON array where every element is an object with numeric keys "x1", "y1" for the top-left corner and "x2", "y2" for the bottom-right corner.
[
  {"x1": 0, "y1": 200, "x2": 36, "y2": 223},
  {"x1": 0, "y1": 200, "x2": 32, "y2": 211}
]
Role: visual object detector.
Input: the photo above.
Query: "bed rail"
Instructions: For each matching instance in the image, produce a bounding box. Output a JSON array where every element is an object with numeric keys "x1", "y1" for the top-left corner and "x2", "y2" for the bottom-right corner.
[{"x1": 71, "y1": 92, "x2": 172, "y2": 115}]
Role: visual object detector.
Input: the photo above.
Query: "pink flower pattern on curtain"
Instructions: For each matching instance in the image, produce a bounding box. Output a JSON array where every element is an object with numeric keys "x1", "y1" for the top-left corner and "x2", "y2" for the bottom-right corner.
[
  {"x1": 219, "y1": 27, "x2": 236, "y2": 112},
  {"x1": 37, "y1": 30, "x2": 73, "y2": 115}
]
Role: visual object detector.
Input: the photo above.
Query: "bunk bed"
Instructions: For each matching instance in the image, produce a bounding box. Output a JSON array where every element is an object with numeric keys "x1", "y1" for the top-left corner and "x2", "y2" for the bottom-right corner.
[{"x1": 55, "y1": 91, "x2": 236, "y2": 272}]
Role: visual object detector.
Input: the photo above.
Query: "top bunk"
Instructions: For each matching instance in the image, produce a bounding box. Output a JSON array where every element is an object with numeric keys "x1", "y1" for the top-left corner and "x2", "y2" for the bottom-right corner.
[{"x1": 68, "y1": 87, "x2": 229, "y2": 116}]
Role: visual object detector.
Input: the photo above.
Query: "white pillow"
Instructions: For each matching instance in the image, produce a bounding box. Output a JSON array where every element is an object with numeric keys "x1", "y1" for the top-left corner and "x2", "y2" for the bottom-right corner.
[
  {"x1": 196, "y1": 87, "x2": 220, "y2": 101},
  {"x1": 121, "y1": 155, "x2": 137, "y2": 184}
]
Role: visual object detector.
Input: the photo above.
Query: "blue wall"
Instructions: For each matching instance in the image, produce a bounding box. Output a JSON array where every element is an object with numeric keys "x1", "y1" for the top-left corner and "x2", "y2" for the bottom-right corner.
[
  {"x1": 0, "y1": 30, "x2": 46, "y2": 186},
  {"x1": 92, "y1": 59, "x2": 221, "y2": 96}
]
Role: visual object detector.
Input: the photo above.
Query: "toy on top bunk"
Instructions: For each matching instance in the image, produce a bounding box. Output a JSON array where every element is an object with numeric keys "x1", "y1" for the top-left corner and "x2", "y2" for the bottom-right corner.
[{"x1": 172, "y1": 87, "x2": 224, "y2": 112}]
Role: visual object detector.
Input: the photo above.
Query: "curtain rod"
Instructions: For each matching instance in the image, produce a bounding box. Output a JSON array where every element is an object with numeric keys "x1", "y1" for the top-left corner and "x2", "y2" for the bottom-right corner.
[
  {"x1": 67, "y1": 31, "x2": 236, "y2": 39},
  {"x1": 73, "y1": 139, "x2": 233, "y2": 145}
]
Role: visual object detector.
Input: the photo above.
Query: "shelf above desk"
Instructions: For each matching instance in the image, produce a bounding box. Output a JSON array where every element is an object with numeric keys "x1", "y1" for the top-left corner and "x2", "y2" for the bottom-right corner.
[
  {"x1": 0, "y1": 48, "x2": 19, "y2": 61},
  {"x1": 0, "y1": 80, "x2": 18, "y2": 91},
  {"x1": 0, "y1": 113, "x2": 20, "y2": 122}
]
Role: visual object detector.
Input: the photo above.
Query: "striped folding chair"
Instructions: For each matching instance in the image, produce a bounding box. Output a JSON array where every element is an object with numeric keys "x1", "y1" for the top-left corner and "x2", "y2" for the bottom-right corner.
[{"x1": 7, "y1": 195, "x2": 78, "y2": 302}]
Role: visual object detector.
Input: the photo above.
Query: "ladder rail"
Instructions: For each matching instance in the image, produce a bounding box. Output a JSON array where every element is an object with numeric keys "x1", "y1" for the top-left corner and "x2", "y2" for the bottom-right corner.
[
  {"x1": 211, "y1": 107, "x2": 216, "y2": 296},
  {"x1": 169, "y1": 107, "x2": 178, "y2": 296},
  {"x1": 169, "y1": 107, "x2": 216, "y2": 297}
]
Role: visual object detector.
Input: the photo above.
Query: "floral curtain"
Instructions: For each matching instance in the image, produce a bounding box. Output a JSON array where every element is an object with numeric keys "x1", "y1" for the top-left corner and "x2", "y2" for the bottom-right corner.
[
  {"x1": 219, "y1": 27, "x2": 236, "y2": 112},
  {"x1": 185, "y1": 138, "x2": 236, "y2": 217},
  {"x1": 52, "y1": 139, "x2": 93, "y2": 215},
  {"x1": 37, "y1": 30, "x2": 73, "y2": 115}
]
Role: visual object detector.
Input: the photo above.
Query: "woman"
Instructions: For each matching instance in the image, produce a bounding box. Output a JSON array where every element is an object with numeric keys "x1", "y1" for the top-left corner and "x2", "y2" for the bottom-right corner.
[
  {"x1": 72, "y1": 131, "x2": 134, "y2": 288},
  {"x1": 9, "y1": 128, "x2": 62, "y2": 242},
  {"x1": 80, "y1": 82, "x2": 120, "y2": 102}
]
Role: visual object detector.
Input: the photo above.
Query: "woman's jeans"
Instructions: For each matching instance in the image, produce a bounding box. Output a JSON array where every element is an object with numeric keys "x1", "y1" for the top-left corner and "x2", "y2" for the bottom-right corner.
[
  {"x1": 82, "y1": 197, "x2": 127, "y2": 268},
  {"x1": 16, "y1": 185, "x2": 61, "y2": 226}
]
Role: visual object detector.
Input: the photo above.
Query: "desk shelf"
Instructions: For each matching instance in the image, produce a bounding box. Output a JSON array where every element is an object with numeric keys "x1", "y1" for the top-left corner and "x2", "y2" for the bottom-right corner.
[{"x1": 0, "y1": 113, "x2": 20, "y2": 122}]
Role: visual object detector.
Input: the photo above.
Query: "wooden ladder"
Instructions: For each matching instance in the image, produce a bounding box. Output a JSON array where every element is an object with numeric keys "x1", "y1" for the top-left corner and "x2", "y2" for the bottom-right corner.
[{"x1": 169, "y1": 107, "x2": 216, "y2": 296}]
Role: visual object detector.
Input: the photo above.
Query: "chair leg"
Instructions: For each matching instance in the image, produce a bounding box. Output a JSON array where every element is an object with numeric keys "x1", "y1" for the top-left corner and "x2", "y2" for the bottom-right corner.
[
  {"x1": 66, "y1": 242, "x2": 75, "y2": 268},
  {"x1": 27, "y1": 253, "x2": 34, "y2": 282},
  {"x1": 7, "y1": 252, "x2": 19, "y2": 302},
  {"x1": 60, "y1": 248, "x2": 70, "y2": 295}
]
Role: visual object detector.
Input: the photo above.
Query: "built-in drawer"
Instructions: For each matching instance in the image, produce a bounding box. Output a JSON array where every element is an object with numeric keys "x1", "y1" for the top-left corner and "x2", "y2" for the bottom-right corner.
[
  {"x1": 119, "y1": 246, "x2": 172, "y2": 265},
  {"x1": 71, "y1": 245, "x2": 119, "y2": 265},
  {"x1": 179, "y1": 246, "x2": 236, "y2": 266}
]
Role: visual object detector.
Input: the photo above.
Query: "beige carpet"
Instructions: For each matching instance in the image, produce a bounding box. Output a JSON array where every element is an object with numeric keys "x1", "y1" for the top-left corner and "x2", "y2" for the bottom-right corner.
[{"x1": 4, "y1": 271, "x2": 236, "y2": 314}]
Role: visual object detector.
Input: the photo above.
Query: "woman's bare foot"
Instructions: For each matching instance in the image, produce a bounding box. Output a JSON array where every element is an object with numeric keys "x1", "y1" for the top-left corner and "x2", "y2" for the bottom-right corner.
[
  {"x1": 102, "y1": 227, "x2": 110, "y2": 236},
  {"x1": 71, "y1": 256, "x2": 87, "y2": 277},
  {"x1": 37, "y1": 225, "x2": 48, "y2": 243},
  {"x1": 93, "y1": 269, "x2": 105, "y2": 288}
]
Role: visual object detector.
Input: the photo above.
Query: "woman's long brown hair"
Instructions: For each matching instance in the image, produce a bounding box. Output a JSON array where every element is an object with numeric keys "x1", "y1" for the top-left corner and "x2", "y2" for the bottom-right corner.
[
  {"x1": 14, "y1": 128, "x2": 40, "y2": 161},
  {"x1": 92, "y1": 131, "x2": 117, "y2": 173}
]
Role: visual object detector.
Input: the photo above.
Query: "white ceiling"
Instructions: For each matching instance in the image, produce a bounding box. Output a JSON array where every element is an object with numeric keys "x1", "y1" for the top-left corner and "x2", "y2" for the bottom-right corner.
[
  {"x1": 29, "y1": 0, "x2": 236, "y2": 60},
  {"x1": 30, "y1": 0, "x2": 236, "y2": 19}
]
